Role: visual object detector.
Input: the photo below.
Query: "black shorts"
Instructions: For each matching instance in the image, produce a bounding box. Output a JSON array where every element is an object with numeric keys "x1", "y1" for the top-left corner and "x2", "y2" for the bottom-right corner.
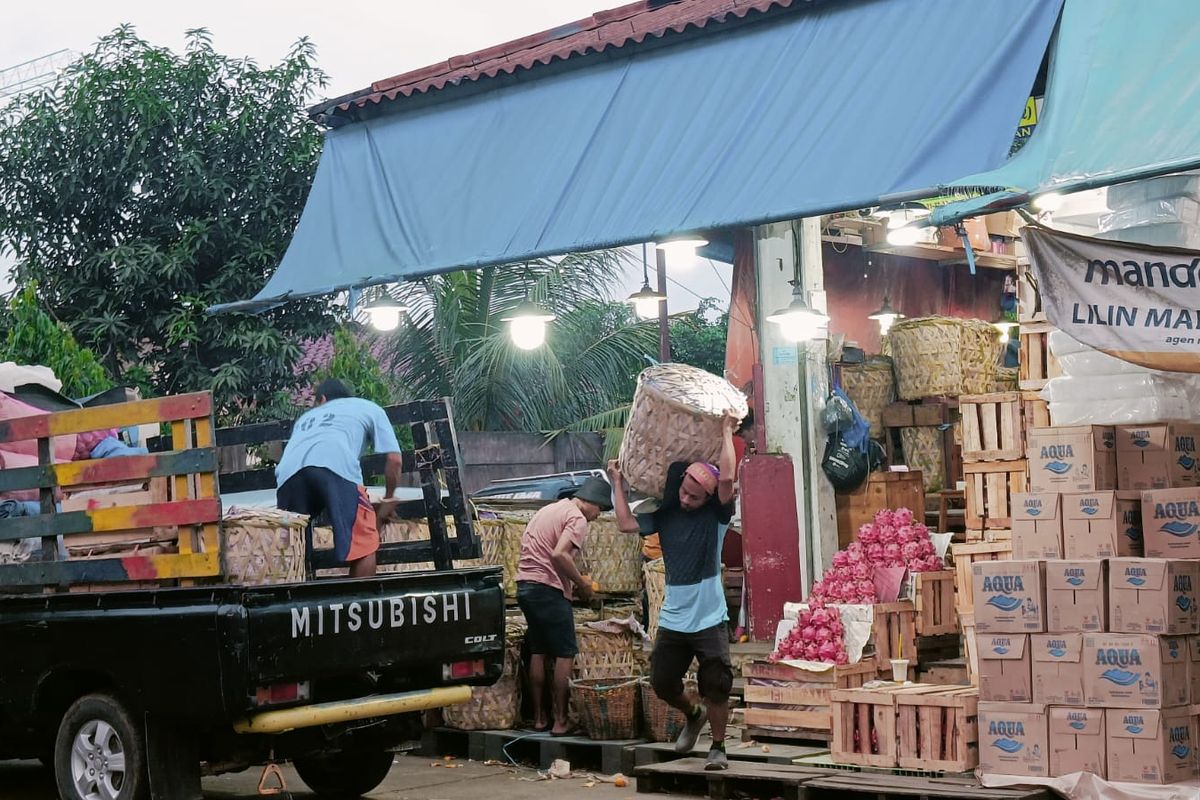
[
  {"x1": 277, "y1": 466, "x2": 378, "y2": 564},
  {"x1": 650, "y1": 623, "x2": 733, "y2": 703},
  {"x1": 517, "y1": 581, "x2": 578, "y2": 658}
]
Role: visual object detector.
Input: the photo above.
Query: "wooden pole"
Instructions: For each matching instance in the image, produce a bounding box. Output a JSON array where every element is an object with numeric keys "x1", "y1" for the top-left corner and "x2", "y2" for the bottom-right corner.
[{"x1": 656, "y1": 246, "x2": 671, "y2": 362}]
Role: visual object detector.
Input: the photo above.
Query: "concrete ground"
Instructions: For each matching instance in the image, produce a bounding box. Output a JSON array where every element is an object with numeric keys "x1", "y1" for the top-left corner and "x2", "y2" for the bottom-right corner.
[{"x1": 1, "y1": 754, "x2": 644, "y2": 800}]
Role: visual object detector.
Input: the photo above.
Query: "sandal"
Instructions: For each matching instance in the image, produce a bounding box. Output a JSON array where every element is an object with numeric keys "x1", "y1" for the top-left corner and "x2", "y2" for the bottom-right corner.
[{"x1": 550, "y1": 726, "x2": 584, "y2": 738}]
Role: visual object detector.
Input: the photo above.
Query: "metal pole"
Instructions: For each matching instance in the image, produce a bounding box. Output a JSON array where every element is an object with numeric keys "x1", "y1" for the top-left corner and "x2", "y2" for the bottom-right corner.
[{"x1": 656, "y1": 247, "x2": 671, "y2": 362}]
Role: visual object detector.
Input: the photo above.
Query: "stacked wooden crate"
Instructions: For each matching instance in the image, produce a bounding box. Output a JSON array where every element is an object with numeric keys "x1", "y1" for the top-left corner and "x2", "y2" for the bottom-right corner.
[
  {"x1": 830, "y1": 683, "x2": 979, "y2": 772},
  {"x1": 741, "y1": 660, "x2": 876, "y2": 742},
  {"x1": 959, "y1": 392, "x2": 1029, "y2": 542}
]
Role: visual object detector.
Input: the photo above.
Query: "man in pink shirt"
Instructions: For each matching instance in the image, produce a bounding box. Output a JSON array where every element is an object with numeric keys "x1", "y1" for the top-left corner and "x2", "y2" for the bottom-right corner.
[{"x1": 515, "y1": 476, "x2": 613, "y2": 735}]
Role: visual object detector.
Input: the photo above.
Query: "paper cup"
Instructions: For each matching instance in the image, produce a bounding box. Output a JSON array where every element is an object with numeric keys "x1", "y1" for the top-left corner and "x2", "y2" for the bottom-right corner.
[
  {"x1": 890, "y1": 658, "x2": 910, "y2": 683},
  {"x1": 929, "y1": 532, "x2": 953, "y2": 560}
]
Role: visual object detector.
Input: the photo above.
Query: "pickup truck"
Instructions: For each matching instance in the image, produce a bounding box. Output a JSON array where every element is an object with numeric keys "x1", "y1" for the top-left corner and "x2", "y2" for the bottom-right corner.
[{"x1": 0, "y1": 392, "x2": 505, "y2": 800}]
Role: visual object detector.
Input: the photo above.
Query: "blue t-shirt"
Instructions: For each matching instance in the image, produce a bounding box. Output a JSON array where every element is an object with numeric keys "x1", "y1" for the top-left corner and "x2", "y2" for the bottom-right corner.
[
  {"x1": 639, "y1": 462, "x2": 734, "y2": 634},
  {"x1": 275, "y1": 398, "x2": 402, "y2": 487}
]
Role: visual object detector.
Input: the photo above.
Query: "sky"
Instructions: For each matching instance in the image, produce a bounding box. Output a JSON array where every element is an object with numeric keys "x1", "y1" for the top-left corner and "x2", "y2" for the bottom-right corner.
[{"x1": 1, "y1": 0, "x2": 733, "y2": 310}]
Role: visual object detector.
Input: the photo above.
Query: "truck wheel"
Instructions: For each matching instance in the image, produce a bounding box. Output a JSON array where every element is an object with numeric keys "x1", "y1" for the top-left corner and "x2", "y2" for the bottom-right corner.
[
  {"x1": 294, "y1": 748, "x2": 395, "y2": 798},
  {"x1": 53, "y1": 693, "x2": 148, "y2": 800}
]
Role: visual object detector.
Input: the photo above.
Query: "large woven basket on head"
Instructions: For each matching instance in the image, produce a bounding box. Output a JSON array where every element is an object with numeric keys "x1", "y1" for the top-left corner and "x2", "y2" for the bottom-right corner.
[
  {"x1": 579, "y1": 516, "x2": 643, "y2": 595},
  {"x1": 889, "y1": 316, "x2": 1000, "y2": 400},
  {"x1": 619, "y1": 364, "x2": 748, "y2": 498},
  {"x1": 570, "y1": 677, "x2": 641, "y2": 740},
  {"x1": 639, "y1": 676, "x2": 699, "y2": 742},
  {"x1": 900, "y1": 427, "x2": 943, "y2": 493},
  {"x1": 575, "y1": 626, "x2": 640, "y2": 680},
  {"x1": 841, "y1": 359, "x2": 895, "y2": 439},
  {"x1": 643, "y1": 558, "x2": 667, "y2": 641},
  {"x1": 443, "y1": 626, "x2": 524, "y2": 731},
  {"x1": 222, "y1": 509, "x2": 307, "y2": 585}
]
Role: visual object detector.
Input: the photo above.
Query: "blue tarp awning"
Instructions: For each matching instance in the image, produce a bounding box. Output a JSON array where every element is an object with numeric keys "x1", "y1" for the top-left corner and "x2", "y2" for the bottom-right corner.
[
  {"x1": 932, "y1": 0, "x2": 1200, "y2": 226},
  {"x1": 212, "y1": 0, "x2": 1063, "y2": 314}
]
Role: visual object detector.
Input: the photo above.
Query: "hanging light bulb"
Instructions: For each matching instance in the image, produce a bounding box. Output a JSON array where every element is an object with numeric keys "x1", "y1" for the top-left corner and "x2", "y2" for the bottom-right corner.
[
  {"x1": 627, "y1": 243, "x2": 666, "y2": 320},
  {"x1": 868, "y1": 296, "x2": 904, "y2": 335},
  {"x1": 361, "y1": 289, "x2": 408, "y2": 332},
  {"x1": 993, "y1": 319, "x2": 1019, "y2": 344},
  {"x1": 656, "y1": 235, "x2": 708, "y2": 268},
  {"x1": 502, "y1": 299, "x2": 556, "y2": 350},
  {"x1": 886, "y1": 225, "x2": 924, "y2": 247},
  {"x1": 766, "y1": 285, "x2": 830, "y2": 343}
]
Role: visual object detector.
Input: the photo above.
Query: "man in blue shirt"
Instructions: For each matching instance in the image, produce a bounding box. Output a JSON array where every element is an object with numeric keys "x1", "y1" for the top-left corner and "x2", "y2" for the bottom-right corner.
[
  {"x1": 276, "y1": 379, "x2": 403, "y2": 577},
  {"x1": 611, "y1": 411, "x2": 739, "y2": 771}
]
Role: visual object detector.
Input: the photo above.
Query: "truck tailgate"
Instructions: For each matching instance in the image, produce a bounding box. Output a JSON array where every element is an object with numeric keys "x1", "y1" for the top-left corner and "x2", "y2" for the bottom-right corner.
[{"x1": 240, "y1": 567, "x2": 505, "y2": 685}]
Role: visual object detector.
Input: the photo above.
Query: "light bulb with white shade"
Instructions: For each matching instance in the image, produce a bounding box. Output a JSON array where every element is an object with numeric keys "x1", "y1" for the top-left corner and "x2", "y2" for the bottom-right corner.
[
  {"x1": 502, "y1": 299, "x2": 556, "y2": 350},
  {"x1": 656, "y1": 237, "x2": 708, "y2": 269}
]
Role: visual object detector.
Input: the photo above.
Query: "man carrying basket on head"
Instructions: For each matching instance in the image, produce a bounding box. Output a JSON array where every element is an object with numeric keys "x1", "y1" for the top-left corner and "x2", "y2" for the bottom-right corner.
[{"x1": 609, "y1": 410, "x2": 740, "y2": 771}]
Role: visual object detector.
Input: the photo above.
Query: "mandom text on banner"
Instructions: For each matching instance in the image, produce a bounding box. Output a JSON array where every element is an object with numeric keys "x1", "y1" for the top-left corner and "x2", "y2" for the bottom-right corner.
[{"x1": 1025, "y1": 224, "x2": 1200, "y2": 373}]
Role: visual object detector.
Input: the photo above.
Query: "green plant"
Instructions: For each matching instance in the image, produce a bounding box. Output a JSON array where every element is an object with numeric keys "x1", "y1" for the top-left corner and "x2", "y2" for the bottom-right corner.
[{"x1": 0, "y1": 284, "x2": 112, "y2": 397}]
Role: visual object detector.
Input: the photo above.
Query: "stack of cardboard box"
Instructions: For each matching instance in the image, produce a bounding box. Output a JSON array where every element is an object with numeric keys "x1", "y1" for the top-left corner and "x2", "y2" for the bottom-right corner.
[{"x1": 971, "y1": 422, "x2": 1200, "y2": 784}]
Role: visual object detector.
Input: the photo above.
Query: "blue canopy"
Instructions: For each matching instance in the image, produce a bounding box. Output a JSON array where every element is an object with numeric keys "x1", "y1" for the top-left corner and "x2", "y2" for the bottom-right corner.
[
  {"x1": 213, "y1": 0, "x2": 1062, "y2": 314},
  {"x1": 932, "y1": 0, "x2": 1200, "y2": 226}
]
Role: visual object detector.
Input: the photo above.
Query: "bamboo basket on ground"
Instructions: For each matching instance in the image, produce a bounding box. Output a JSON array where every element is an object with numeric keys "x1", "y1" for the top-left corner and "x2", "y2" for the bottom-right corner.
[
  {"x1": 640, "y1": 676, "x2": 699, "y2": 742},
  {"x1": 222, "y1": 508, "x2": 307, "y2": 585},
  {"x1": 443, "y1": 623, "x2": 525, "y2": 730},
  {"x1": 900, "y1": 427, "x2": 945, "y2": 493},
  {"x1": 570, "y1": 677, "x2": 641, "y2": 740},
  {"x1": 889, "y1": 317, "x2": 1000, "y2": 400},
  {"x1": 619, "y1": 364, "x2": 748, "y2": 498},
  {"x1": 579, "y1": 517, "x2": 643, "y2": 594},
  {"x1": 643, "y1": 558, "x2": 667, "y2": 641},
  {"x1": 842, "y1": 359, "x2": 895, "y2": 439}
]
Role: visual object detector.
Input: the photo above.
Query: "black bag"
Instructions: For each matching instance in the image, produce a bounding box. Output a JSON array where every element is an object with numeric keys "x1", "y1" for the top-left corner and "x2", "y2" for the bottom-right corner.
[{"x1": 821, "y1": 432, "x2": 869, "y2": 492}]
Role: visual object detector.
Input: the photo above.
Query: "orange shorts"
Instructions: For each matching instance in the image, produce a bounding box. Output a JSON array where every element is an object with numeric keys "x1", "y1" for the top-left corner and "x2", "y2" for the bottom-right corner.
[
  {"x1": 277, "y1": 466, "x2": 380, "y2": 564},
  {"x1": 348, "y1": 486, "x2": 380, "y2": 561}
]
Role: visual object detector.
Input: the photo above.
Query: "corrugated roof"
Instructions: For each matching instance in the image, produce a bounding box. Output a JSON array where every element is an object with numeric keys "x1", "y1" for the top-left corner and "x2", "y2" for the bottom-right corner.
[{"x1": 322, "y1": 0, "x2": 804, "y2": 117}]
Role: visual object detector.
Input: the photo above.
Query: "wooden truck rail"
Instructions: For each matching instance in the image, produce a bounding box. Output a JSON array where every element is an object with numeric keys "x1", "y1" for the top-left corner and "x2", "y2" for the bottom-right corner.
[{"x1": 0, "y1": 391, "x2": 221, "y2": 587}]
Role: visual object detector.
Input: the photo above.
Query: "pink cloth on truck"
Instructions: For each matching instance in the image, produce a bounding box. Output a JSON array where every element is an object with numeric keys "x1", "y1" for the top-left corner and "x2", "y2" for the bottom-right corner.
[
  {"x1": 0, "y1": 392, "x2": 76, "y2": 461},
  {"x1": 74, "y1": 428, "x2": 119, "y2": 460}
]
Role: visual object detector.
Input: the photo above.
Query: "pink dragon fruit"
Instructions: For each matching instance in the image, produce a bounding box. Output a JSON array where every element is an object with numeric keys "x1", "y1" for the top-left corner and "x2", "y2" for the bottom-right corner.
[
  {"x1": 901, "y1": 541, "x2": 922, "y2": 562},
  {"x1": 835, "y1": 649, "x2": 849, "y2": 665},
  {"x1": 873, "y1": 509, "x2": 895, "y2": 528},
  {"x1": 810, "y1": 608, "x2": 831, "y2": 626},
  {"x1": 817, "y1": 640, "x2": 839, "y2": 661},
  {"x1": 852, "y1": 562, "x2": 871, "y2": 581},
  {"x1": 893, "y1": 507, "x2": 914, "y2": 526},
  {"x1": 856, "y1": 579, "x2": 877, "y2": 599},
  {"x1": 858, "y1": 525, "x2": 879, "y2": 545},
  {"x1": 804, "y1": 642, "x2": 820, "y2": 660},
  {"x1": 832, "y1": 550, "x2": 850, "y2": 568},
  {"x1": 814, "y1": 626, "x2": 832, "y2": 642},
  {"x1": 883, "y1": 543, "x2": 902, "y2": 563},
  {"x1": 866, "y1": 543, "x2": 885, "y2": 562}
]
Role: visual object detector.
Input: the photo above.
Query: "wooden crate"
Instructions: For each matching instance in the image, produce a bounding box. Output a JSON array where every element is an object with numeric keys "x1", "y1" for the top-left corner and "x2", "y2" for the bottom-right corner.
[
  {"x1": 911, "y1": 570, "x2": 956, "y2": 637},
  {"x1": 1021, "y1": 390, "x2": 1051, "y2": 432},
  {"x1": 959, "y1": 392, "x2": 1023, "y2": 462},
  {"x1": 741, "y1": 660, "x2": 876, "y2": 740},
  {"x1": 870, "y1": 602, "x2": 917, "y2": 677},
  {"x1": 835, "y1": 471, "x2": 925, "y2": 550},
  {"x1": 963, "y1": 460, "x2": 1028, "y2": 530},
  {"x1": 960, "y1": 612, "x2": 978, "y2": 686},
  {"x1": 951, "y1": 542, "x2": 1013, "y2": 614},
  {"x1": 1018, "y1": 322, "x2": 1061, "y2": 391},
  {"x1": 895, "y1": 686, "x2": 979, "y2": 772},
  {"x1": 831, "y1": 684, "x2": 949, "y2": 768},
  {"x1": 918, "y1": 658, "x2": 970, "y2": 686}
]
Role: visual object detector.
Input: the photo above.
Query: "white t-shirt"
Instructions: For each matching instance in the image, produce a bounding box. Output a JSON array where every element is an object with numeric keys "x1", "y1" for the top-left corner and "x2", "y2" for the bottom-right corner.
[{"x1": 275, "y1": 398, "x2": 402, "y2": 487}]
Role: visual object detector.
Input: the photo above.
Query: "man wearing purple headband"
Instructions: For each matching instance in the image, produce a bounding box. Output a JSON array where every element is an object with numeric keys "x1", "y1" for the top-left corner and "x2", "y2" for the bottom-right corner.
[{"x1": 610, "y1": 410, "x2": 740, "y2": 771}]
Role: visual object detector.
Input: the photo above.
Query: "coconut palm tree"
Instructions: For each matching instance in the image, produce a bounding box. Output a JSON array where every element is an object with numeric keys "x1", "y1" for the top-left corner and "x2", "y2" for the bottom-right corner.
[{"x1": 377, "y1": 250, "x2": 660, "y2": 434}]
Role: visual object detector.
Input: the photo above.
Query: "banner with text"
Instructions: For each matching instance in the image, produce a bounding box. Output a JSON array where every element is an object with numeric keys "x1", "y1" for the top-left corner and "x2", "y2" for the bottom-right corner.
[{"x1": 1025, "y1": 224, "x2": 1200, "y2": 373}]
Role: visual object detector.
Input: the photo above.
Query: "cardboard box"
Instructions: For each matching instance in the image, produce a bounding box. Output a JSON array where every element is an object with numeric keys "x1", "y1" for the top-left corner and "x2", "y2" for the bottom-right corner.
[
  {"x1": 1027, "y1": 426, "x2": 1116, "y2": 494},
  {"x1": 1105, "y1": 707, "x2": 1198, "y2": 784},
  {"x1": 985, "y1": 210, "x2": 1024, "y2": 239},
  {"x1": 1049, "y1": 706, "x2": 1106, "y2": 778},
  {"x1": 1045, "y1": 560, "x2": 1107, "y2": 632},
  {"x1": 1062, "y1": 491, "x2": 1141, "y2": 559},
  {"x1": 1083, "y1": 633, "x2": 1190, "y2": 708},
  {"x1": 978, "y1": 702, "x2": 1049, "y2": 778},
  {"x1": 1011, "y1": 493, "x2": 1064, "y2": 560},
  {"x1": 1191, "y1": 636, "x2": 1200, "y2": 705},
  {"x1": 1141, "y1": 487, "x2": 1200, "y2": 559},
  {"x1": 1115, "y1": 423, "x2": 1200, "y2": 490},
  {"x1": 973, "y1": 560, "x2": 1046, "y2": 634},
  {"x1": 979, "y1": 633, "x2": 1032, "y2": 702},
  {"x1": 1109, "y1": 558, "x2": 1200, "y2": 635},
  {"x1": 1032, "y1": 634, "x2": 1084, "y2": 705},
  {"x1": 1117, "y1": 490, "x2": 1145, "y2": 554}
]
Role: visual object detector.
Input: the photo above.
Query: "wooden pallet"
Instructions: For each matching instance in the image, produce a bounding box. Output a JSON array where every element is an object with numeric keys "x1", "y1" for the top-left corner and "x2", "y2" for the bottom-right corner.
[
  {"x1": 1018, "y1": 322, "x2": 1061, "y2": 391},
  {"x1": 870, "y1": 602, "x2": 918, "y2": 677},
  {"x1": 741, "y1": 660, "x2": 876, "y2": 740},
  {"x1": 800, "y1": 772, "x2": 1054, "y2": 799},
  {"x1": 962, "y1": 461, "x2": 1028, "y2": 531},
  {"x1": 912, "y1": 570, "x2": 956, "y2": 636},
  {"x1": 960, "y1": 393, "x2": 1024, "y2": 462},
  {"x1": 951, "y1": 541, "x2": 1013, "y2": 614},
  {"x1": 895, "y1": 686, "x2": 978, "y2": 772},
  {"x1": 631, "y1": 738, "x2": 827, "y2": 767},
  {"x1": 419, "y1": 727, "x2": 642, "y2": 775},
  {"x1": 1020, "y1": 390, "x2": 1050, "y2": 431},
  {"x1": 634, "y1": 758, "x2": 838, "y2": 800}
]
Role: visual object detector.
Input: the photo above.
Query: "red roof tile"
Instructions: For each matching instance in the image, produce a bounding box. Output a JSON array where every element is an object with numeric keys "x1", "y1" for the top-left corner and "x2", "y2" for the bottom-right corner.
[{"x1": 327, "y1": 0, "x2": 804, "y2": 116}]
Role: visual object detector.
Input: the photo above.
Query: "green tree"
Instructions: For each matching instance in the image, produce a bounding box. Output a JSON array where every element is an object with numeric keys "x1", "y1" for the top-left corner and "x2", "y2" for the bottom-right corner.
[
  {"x1": 381, "y1": 252, "x2": 659, "y2": 433},
  {"x1": 0, "y1": 27, "x2": 338, "y2": 422},
  {"x1": 0, "y1": 284, "x2": 113, "y2": 397},
  {"x1": 669, "y1": 298, "x2": 728, "y2": 376}
]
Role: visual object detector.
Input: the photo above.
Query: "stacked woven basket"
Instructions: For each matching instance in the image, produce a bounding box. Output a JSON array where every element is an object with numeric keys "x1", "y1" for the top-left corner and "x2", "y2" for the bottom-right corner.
[{"x1": 841, "y1": 358, "x2": 895, "y2": 439}]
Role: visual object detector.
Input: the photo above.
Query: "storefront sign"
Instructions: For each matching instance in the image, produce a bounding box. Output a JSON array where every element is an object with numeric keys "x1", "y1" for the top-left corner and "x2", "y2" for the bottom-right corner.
[{"x1": 1025, "y1": 225, "x2": 1200, "y2": 372}]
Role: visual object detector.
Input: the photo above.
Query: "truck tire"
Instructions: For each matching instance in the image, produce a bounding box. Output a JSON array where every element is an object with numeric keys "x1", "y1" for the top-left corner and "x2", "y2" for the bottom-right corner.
[
  {"x1": 53, "y1": 693, "x2": 148, "y2": 800},
  {"x1": 294, "y1": 747, "x2": 395, "y2": 798}
]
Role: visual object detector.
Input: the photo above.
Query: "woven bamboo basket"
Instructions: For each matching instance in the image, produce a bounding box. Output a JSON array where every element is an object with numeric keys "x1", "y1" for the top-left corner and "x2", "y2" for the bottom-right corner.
[
  {"x1": 841, "y1": 359, "x2": 895, "y2": 439},
  {"x1": 643, "y1": 558, "x2": 667, "y2": 641},
  {"x1": 222, "y1": 509, "x2": 307, "y2": 585},
  {"x1": 889, "y1": 316, "x2": 1000, "y2": 400},
  {"x1": 900, "y1": 426, "x2": 944, "y2": 493},
  {"x1": 575, "y1": 626, "x2": 640, "y2": 680},
  {"x1": 993, "y1": 365, "x2": 1019, "y2": 391},
  {"x1": 570, "y1": 677, "x2": 641, "y2": 740},
  {"x1": 619, "y1": 364, "x2": 748, "y2": 497},
  {"x1": 639, "y1": 676, "x2": 699, "y2": 742},
  {"x1": 579, "y1": 517, "x2": 643, "y2": 594},
  {"x1": 443, "y1": 633, "x2": 524, "y2": 731}
]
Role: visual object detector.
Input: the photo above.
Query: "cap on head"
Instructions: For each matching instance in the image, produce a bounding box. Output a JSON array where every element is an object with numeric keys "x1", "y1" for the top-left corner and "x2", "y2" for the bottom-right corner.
[
  {"x1": 685, "y1": 462, "x2": 719, "y2": 495},
  {"x1": 315, "y1": 378, "x2": 354, "y2": 401},
  {"x1": 573, "y1": 476, "x2": 614, "y2": 512}
]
